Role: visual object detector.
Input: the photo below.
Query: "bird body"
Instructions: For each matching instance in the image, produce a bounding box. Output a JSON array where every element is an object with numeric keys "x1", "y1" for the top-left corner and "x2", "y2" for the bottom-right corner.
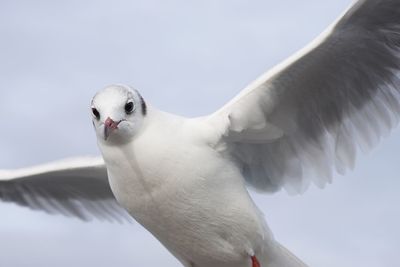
[
  {"x1": 99, "y1": 108, "x2": 266, "y2": 266},
  {"x1": 98, "y1": 107, "x2": 303, "y2": 267}
]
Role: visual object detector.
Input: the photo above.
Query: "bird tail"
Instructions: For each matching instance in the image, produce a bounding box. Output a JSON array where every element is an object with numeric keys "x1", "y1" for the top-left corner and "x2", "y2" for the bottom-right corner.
[{"x1": 262, "y1": 241, "x2": 308, "y2": 267}]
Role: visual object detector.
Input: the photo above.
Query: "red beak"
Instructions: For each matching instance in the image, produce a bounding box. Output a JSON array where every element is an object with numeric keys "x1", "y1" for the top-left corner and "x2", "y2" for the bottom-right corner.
[{"x1": 104, "y1": 117, "x2": 120, "y2": 140}]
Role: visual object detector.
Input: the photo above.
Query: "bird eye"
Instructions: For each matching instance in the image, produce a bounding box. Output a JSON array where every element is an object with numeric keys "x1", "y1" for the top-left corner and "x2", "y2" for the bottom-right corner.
[
  {"x1": 125, "y1": 101, "x2": 134, "y2": 114},
  {"x1": 92, "y1": 107, "x2": 100, "y2": 120}
]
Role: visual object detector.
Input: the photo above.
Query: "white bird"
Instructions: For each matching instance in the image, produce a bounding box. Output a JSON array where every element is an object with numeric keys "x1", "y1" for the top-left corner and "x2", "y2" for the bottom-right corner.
[{"x1": 1, "y1": 0, "x2": 400, "y2": 266}]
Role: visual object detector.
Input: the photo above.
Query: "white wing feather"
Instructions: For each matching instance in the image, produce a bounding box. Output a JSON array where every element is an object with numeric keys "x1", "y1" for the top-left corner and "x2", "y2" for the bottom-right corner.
[
  {"x1": 0, "y1": 156, "x2": 131, "y2": 222},
  {"x1": 207, "y1": 0, "x2": 400, "y2": 194}
]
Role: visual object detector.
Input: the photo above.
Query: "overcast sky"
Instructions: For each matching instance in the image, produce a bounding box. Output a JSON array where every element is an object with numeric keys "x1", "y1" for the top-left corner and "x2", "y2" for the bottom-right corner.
[{"x1": 1, "y1": 0, "x2": 399, "y2": 266}]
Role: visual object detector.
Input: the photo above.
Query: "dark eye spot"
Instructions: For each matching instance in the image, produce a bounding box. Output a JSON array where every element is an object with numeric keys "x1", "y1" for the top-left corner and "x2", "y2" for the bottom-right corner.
[
  {"x1": 125, "y1": 101, "x2": 134, "y2": 114},
  {"x1": 92, "y1": 107, "x2": 100, "y2": 120}
]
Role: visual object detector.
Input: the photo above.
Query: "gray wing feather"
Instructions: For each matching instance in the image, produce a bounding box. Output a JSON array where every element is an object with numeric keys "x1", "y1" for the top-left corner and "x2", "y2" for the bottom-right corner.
[
  {"x1": 0, "y1": 156, "x2": 131, "y2": 223},
  {"x1": 208, "y1": 0, "x2": 400, "y2": 194}
]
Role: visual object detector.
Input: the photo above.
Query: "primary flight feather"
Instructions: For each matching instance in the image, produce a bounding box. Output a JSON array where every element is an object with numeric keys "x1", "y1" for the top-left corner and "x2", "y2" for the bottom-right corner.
[{"x1": 1, "y1": 1, "x2": 400, "y2": 266}]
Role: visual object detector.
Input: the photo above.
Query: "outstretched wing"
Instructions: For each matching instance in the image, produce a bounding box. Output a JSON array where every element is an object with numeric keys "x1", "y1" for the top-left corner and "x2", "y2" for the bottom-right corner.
[
  {"x1": 207, "y1": 0, "x2": 400, "y2": 194},
  {"x1": 0, "y1": 156, "x2": 131, "y2": 223}
]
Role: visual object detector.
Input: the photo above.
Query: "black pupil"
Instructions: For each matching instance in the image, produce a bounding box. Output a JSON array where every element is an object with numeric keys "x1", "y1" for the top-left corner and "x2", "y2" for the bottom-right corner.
[
  {"x1": 92, "y1": 108, "x2": 100, "y2": 119},
  {"x1": 125, "y1": 102, "x2": 134, "y2": 113}
]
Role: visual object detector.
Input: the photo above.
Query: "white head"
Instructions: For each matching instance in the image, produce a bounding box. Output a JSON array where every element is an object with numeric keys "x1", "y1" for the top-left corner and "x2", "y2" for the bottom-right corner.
[{"x1": 91, "y1": 84, "x2": 147, "y2": 144}]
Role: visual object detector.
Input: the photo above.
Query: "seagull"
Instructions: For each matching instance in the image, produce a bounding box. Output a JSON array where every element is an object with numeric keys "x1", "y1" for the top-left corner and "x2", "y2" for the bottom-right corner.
[{"x1": 1, "y1": 0, "x2": 400, "y2": 266}]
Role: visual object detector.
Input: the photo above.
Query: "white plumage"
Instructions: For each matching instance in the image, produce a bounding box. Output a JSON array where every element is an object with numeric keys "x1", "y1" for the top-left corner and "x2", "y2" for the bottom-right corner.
[{"x1": 2, "y1": 1, "x2": 400, "y2": 266}]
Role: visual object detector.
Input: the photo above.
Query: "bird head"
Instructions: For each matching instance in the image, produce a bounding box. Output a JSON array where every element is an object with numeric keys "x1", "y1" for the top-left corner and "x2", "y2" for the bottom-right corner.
[{"x1": 90, "y1": 84, "x2": 147, "y2": 144}]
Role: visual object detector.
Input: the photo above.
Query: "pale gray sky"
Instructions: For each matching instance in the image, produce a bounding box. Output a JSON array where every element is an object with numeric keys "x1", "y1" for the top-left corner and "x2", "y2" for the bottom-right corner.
[{"x1": 1, "y1": 0, "x2": 399, "y2": 266}]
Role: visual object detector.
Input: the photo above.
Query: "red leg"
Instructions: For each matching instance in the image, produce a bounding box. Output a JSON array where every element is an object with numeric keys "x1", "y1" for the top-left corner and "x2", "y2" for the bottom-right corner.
[{"x1": 251, "y1": 256, "x2": 261, "y2": 267}]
